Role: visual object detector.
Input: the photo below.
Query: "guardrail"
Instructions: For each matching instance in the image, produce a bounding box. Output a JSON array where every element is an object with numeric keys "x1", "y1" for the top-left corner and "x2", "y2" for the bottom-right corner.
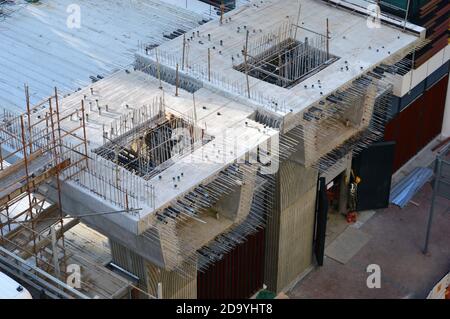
[{"x1": 0, "y1": 246, "x2": 90, "y2": 299}]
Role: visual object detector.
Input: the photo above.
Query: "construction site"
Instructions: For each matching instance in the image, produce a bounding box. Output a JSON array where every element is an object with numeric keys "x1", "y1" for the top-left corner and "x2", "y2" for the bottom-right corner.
[{"x1": 0, "y1": 0, "x2": 449, "y2": 300}]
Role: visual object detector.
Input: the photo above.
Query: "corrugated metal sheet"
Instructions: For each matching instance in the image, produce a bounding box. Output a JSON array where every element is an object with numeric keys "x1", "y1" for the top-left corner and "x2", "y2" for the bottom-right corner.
[
  {"x1": 390, "y1": 167, "x2": 433, "y2": 208},
  {"x1": 197, "y1": 228, "x2": 265, "y2": 299},
  {"x1": 0, "y1": 0, "x2": 205, "y2": 113}
]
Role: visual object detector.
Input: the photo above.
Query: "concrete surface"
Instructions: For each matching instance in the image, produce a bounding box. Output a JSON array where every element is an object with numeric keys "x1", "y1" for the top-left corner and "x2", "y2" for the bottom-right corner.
[
  {"x1": 147, "y1": 0, "x2": 422, "y2": 117},
  {"x1": 325, "y1": 227, "x2": 371, "y2": 265},
  {"x1": 288, "y1": 181, "x2": 450, "y2": 299}
]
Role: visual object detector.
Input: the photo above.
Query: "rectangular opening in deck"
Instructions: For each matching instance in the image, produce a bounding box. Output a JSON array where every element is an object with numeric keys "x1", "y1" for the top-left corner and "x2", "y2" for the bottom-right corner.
[
  {"x1": 234, "y1": 38, "x2": 339, "y2": 89},
  {"x1": 94, "y1": 112, "x2": 213, "y2": 179}
]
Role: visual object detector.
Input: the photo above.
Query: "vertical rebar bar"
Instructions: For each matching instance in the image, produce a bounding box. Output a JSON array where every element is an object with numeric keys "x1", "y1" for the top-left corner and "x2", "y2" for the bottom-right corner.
[{"x1": 244, "y1": 30, "x2": 251, "y2": 98}]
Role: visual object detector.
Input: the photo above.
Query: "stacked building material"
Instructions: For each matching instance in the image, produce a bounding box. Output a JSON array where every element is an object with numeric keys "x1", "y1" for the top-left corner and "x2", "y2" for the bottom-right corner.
[{"x1": 390, "y1": 167, "x2": 433, "y2": 208}]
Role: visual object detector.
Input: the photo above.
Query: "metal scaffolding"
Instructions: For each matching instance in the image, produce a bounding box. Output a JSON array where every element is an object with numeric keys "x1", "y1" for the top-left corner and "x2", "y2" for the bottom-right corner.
[
  {"x1": 0, "y1": 87, "x2": 143, "y2": 299},
  {"x1": 0, "y1": 87, "x2": 86, "y2": 273}
]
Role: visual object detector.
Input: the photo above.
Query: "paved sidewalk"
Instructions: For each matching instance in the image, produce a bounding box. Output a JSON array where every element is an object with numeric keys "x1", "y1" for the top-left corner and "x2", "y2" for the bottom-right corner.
[{"x1": 288, "y1": 181, "x2": 450, "y2": 299}]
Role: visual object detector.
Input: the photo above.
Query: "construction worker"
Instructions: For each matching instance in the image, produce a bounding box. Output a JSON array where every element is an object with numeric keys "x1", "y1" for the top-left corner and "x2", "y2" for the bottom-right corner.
[{"x1": 347, "y1": 170, "x2": 361, "y2": 223}]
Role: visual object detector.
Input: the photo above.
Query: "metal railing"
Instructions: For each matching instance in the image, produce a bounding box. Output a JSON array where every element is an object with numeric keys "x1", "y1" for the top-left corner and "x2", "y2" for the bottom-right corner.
[{"x1": 423, "y1": 143, "x2": 450, "y2": 253}]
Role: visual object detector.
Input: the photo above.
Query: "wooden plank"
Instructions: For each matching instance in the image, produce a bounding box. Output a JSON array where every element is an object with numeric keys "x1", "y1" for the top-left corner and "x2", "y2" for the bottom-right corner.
[
  {"x1": 429, "y1": 19, "x2": 450, "y2": 41},
  {"x1": 420, "y1": 0, "x2": 440, "y2": 16},
  {"x1": 0, "y1": 159, "x2": 70, "y2": 207},
  {"x1": 19, "y1": 219, "x2": 80, "y2": 260},
  {"x1": 4, "y1": 205, "x2": 59, "y2": 241},
  {"x1": 0, "y1": 149, "x2": 43, "y2": 180}
]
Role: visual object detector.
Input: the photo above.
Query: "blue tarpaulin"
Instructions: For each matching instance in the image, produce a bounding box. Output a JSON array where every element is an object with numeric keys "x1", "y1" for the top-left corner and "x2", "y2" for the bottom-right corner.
[{"x1": 390, "y1": 167, "x2": 433, "y2": 208}]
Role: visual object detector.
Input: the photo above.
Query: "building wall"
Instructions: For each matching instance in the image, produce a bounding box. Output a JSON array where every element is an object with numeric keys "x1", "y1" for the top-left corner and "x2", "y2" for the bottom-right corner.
[
  {"x1": 264, "y1": 158, "x2": 318, "y2": 293},
  {"x1": 381, "y1": 1, "x2": 450, "y2": 170},
  {"x1": 197, "y1": 228, "x2": 265, "y2": 299},
  {"x1": 277, "y1": 186, "x2": 317, "y2": 290},
  {"x1": 385, "y1": 74, "x2": 449, "y2": 171}
]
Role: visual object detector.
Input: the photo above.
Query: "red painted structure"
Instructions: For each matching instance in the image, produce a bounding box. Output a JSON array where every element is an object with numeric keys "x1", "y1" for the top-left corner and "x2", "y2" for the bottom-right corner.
[
  {"x1": 384, "y1": 75, "x2": 449, "y2": 171},
  {"x1": 197, "y1": 229, "x2": 265, "y2": 299}
]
